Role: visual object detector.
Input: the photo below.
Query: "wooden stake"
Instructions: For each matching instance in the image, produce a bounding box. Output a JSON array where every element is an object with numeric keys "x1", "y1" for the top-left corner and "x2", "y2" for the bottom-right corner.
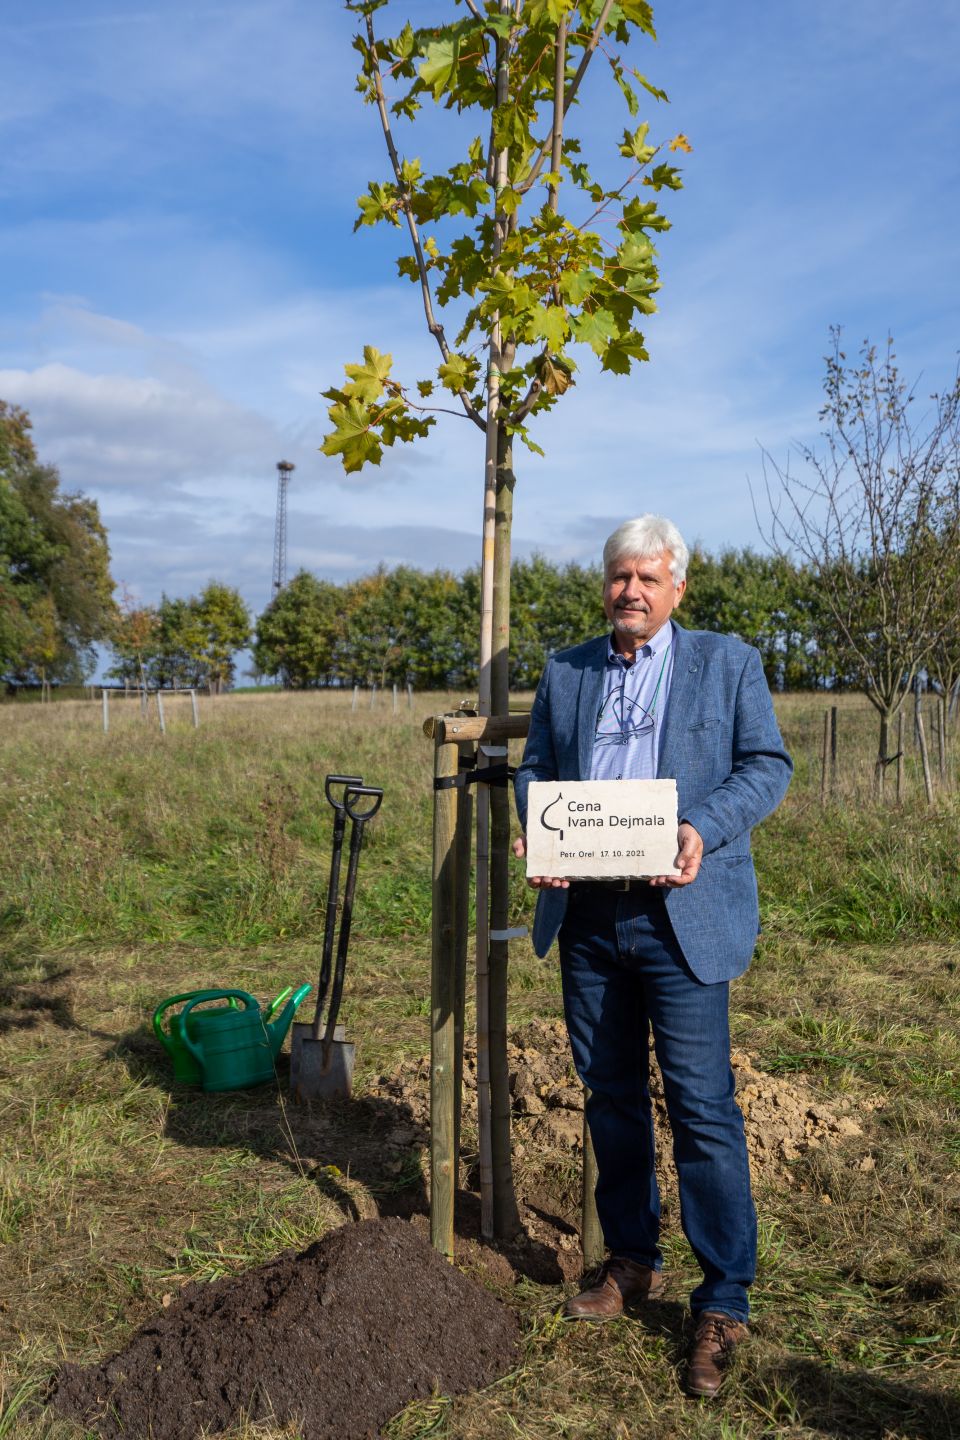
[
  {"x1": 407, "y1": 682, "x2": 413, "y2": 710},
  {"x1": 370, "y1": 685, "x2": 376, "y2": 710},
  {"x1": 156, "y1": 691, "x2": 166, "y2": 736},
  {"x1": 830, "y1": 705, "x2": 838, "y2": 795},
  {"x1": 937, "y1": 695, "x2": 947, "y2": 783},
  {"x1": 820, "y1": 709, "x2": 830, "y2": 806},
  {"x1": 916, "y1": 705, "x2": 934, "y2": 804},
  {"x1": 453, "y1": 739, "x2": 474, "y2": 1174},
  {"x1": 430, "y1": 731, "x2": 460, "y2": 1260},
  {"x1": 102, "y1": 688, "x2": 109, "y2": 734},
  {"x1": 190, "y1": 689, "x2": 199, "y2": 728},
  {"x1": 352, "y1": 685, "x2": 358, "y2": 712},
  {"x1": 896, "y1": 711, "x2": 904, "y2": 803},
  {"x1": 393, "y1": 683, "x2": 398, "y2": 714},
  {"x1": 581, "y1": 1094, "x2": 603, "y2": 1270}
]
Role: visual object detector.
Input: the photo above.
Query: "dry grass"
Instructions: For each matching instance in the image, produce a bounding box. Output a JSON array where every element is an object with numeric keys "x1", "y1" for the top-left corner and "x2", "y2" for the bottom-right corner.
[{"x1": 0, "y1": 689, "x2": 958, "y2": 1438}]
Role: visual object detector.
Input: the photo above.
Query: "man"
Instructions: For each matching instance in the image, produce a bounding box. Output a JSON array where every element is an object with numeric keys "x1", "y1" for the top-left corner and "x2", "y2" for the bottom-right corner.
[{"x1": 513, "y1": 514, "x2": 792, "y2": 1399}]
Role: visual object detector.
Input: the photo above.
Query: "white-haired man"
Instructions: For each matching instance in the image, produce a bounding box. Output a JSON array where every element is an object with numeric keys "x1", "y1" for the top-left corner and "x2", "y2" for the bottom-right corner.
[{"x1": 513, "y1": 515, "x2": 792, "y2": 1398}]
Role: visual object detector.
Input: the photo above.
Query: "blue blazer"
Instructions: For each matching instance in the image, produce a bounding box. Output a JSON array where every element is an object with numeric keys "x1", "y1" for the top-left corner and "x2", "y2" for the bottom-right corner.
[{"x1": 514, "y1": 622, "x2": 793, "y2": 983}]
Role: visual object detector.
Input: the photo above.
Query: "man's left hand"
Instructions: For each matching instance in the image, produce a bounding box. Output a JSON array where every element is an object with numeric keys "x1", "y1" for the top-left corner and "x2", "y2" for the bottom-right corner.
[{"x1": 648, "y1": 822, "x2": 703, "y2": 888}]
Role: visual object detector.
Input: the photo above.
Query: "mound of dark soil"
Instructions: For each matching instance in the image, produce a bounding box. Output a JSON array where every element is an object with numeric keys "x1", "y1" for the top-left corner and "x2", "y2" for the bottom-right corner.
[{"x1": 49, "y1": 1217, "x2": 518, "y2": 1440}]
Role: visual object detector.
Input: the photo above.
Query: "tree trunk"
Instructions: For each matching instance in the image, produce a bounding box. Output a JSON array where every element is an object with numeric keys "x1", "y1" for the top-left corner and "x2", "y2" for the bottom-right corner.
[
  {"x1": 876, "y1": 710, "x2": 890, "y2": 798},
  {"x1": 474, "y1": 0, "x2": 512, "y2": 1244},
  {"x1": 488, "y1": 422, "x2": 521, "y2": 1238}
]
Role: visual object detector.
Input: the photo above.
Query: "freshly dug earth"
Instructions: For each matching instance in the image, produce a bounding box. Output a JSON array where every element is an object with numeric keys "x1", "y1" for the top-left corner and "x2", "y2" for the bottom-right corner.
[
  {"x1": 370, "y1": 1018, "x2": 877, "y2": 1191},
  {"x1": 49, "y1": 1217, "x2": 518, "y2": 1440}
]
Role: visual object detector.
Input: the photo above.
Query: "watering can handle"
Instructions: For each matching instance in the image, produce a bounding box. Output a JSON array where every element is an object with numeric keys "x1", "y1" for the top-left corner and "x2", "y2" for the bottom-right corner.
[
  {"x1": 152, "y1": 990, "x2": 237, "y2": 1048},
  {"x1": 176, "y1": 990, "x2": 259, "y2": 1070},
  {"x1": 265, "y1": 985, "x2": 292, "y2": 1021},
  {"x1": 325, "y1": 774, "x2": 364, "y2": 811},
  {"x1": 344, "y1": 784, "x2": 384, "y2": 823}
]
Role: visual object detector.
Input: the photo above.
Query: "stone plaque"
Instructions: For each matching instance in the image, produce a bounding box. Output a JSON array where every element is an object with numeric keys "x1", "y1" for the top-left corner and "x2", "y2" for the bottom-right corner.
[{"x1": 525, "y1": 779, "x2": 680, "y2": 879}]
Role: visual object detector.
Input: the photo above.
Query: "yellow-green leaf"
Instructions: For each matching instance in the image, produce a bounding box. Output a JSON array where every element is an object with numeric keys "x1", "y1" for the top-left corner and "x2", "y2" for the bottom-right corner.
[{"x1": 342, "y1": 347, "x2": 393, "y2": 403}]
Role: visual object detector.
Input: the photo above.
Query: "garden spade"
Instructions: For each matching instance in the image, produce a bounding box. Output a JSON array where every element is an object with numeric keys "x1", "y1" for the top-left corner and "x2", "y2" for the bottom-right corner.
[{"x1": 291, "y1": 777, "x2": 383, "y2": 1099}]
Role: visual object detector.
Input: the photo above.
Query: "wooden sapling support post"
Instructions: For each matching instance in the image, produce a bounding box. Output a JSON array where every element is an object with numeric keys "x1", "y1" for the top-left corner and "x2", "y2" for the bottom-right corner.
[
  {"x1": 190, "y1": 689, "x2": 200, "y2": 728},
  {"x1": 156, "y1": 691, "x2": 166, "y2": 736},
  {"x1": 352, "y1": 685, "x2": 358, "y2": 712},
  {"x1": 916, "y1": 703, "x2": 934, "y2": 804},
  {"x1": 820, "y1": 710, "x2": 830, "y2": 806},
  {"x1": 393, "y1": 683, "x2": 398, "y2": 715},
  {"x1": 937, "y1": 696, "x2": 947, "y2": 784},
  {"x1": 102, "y1": 688, "x2": 109, "y2": 734},
  {"x1": 453, "y1": 739, "x2": 474, "y2": 1170},
  {"x1": 896, "y1": 712, "x2": 905, "y2": 803},
  {"x1": 830, "y1": 706, "x2": 838, "y2": 795},
  {"x1": 429, "y1": 722, "x2": 460, "y2": 1260},
  {"x1": 425, "y1": 710, "x2": 530, "y2": 1260}
]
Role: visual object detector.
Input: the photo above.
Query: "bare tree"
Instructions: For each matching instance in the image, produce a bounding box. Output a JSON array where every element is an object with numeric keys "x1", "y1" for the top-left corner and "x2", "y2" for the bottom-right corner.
[
  {"x1": 925, "y1": 499, "x2": 960, "y2": 723},
  {"x1": 758, "y1": 329, "x2": 960, "y2": 794}
]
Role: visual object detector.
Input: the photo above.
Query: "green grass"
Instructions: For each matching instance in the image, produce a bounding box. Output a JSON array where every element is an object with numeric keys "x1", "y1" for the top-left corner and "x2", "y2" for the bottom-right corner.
[{"x1": 0, "y1": 689, "x2": 958, "y2": 1438}]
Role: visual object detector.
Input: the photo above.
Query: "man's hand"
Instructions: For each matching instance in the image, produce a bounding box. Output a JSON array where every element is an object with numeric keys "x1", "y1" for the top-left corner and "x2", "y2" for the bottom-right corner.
[
  {"x1": 648, "y1": 822, "x2": 703, "y2": 888},
  {"x1": 512, "y1": 834, "x2": 570, "y2": 889}
]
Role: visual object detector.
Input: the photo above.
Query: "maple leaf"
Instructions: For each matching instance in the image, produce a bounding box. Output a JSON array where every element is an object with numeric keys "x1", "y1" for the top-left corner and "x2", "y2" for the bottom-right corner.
[
  {"x1": 669, "y1": 133, "x2": 693, "y2": 153},
  {"x1": 321, "y1": 398, "x2": 382, "y2": 473},
  {"x1": 342, "y1": 347, "x2": 393, "y2": 404}
]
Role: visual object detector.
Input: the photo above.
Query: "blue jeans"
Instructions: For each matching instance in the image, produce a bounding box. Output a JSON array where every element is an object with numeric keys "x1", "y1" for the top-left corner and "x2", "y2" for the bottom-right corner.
[{"x1": 558, "y1": 884, "x2": 756, "y2": 1323}]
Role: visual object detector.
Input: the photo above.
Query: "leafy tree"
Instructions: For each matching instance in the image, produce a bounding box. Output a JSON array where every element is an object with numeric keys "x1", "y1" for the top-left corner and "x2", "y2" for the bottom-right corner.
[
  {"x1": 106, "y1": 586, "x2": 160, "y2": 687},
  {"x1": 194, "y1": 582, "x2": 252, "y2": 693},
  {"x1": 254, "y1": 571, "x2": 345, "y2": 688},
  {"x1": 147, "y1": 596, "x2": 207, "y2": 689},
  {"x1": 323, "y1": 0, "x2": 686, "y2": 1240},
  {"x1": 683, "y1": 548, "x2": 832, "y2": 691},
  {"x1": 759, "y1": 331, "x2": 960, "y2": 791},
  {"x1": 137, "y1": 584, "x2": 250, "y2": 692},
  {"x1": 0, "y1": 401, "x2": 116, "y2": 684}
]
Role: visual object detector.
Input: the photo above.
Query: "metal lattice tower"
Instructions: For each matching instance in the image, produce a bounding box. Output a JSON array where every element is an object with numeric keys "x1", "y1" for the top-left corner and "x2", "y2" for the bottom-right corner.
[{"x1": 272, "y1": 461, "x2": 295, "y2": 594}]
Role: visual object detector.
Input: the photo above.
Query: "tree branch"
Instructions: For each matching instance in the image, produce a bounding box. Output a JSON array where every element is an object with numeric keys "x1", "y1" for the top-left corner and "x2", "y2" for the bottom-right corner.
[
  {"x1": 516, "y1": 0, "x2": 617, "y2": 196},
  {"x1": 548, "y1": 15, "x2": 566, "y2": 222},
  {"x1": 509, "y1": 375, "x2": 543, "y2": 425},
  {"x1": 365, "y1": 16, "x2": 485, "y2": 431}
]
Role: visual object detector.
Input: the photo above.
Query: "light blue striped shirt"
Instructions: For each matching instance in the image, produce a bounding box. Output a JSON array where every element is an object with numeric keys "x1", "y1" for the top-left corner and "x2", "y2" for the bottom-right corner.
[{"x1": 589, "y1": 619, "x2": 675, "y2": 781}]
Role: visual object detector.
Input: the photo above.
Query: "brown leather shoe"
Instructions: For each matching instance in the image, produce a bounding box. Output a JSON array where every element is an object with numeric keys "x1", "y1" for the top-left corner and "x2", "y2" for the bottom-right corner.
[
  {"x1": 563, "y1": 1256, "x2": 665, "y2": 1321},
  {"x1": 685, "y1": 1311, "x2": 749, "y2": 1398}
]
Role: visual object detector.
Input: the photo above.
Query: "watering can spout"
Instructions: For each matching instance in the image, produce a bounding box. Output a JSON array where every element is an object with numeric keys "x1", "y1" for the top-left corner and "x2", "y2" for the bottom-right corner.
[{"x1": 265, "y1": 983, "x2": 312, "y2": 1058}]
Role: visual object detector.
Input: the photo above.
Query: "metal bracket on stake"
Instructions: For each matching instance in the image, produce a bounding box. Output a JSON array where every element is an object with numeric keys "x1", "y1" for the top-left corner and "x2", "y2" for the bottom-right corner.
[
  {"x1": 489, "y1": 927, "x2": 528, "y2": 941},
  {"x1": 433, "y1": 761, "x2": 514, "y2": 792}
]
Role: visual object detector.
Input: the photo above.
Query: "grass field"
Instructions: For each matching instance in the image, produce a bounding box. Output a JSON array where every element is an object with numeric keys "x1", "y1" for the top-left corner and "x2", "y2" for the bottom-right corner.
[{"x1": 0, "y1": 689, "x2": 958, "y2": 1439}]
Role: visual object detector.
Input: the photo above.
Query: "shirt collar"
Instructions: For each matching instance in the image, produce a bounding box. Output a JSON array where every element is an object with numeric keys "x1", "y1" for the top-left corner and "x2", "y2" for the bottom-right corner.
[{"x1": 606, "y1": 618, "x2": 674, "y2": 668}]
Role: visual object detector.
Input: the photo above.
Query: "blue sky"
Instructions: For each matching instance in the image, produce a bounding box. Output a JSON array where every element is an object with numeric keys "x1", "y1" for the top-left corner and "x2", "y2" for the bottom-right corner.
[{"x1": 2, "y1": 0, "x2": 958, "y2": 662}]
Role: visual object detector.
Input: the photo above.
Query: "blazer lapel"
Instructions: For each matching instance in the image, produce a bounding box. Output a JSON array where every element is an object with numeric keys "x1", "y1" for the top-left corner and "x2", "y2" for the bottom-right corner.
[
  {"x1": 657, "y1": 621, "x2": 701, "y2": 777},
  {"x1": 576, "y1": 636, "x2": 608, "y2": 779}
]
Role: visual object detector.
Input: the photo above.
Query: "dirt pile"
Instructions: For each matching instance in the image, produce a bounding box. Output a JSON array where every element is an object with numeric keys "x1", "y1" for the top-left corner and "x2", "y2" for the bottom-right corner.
[
  {"x1": 370, "y1": 1018, "x2": 873, "y2": 1188},
  {"x1": 49, "y1": 1217, "x2": 518, "y2": 1440}
]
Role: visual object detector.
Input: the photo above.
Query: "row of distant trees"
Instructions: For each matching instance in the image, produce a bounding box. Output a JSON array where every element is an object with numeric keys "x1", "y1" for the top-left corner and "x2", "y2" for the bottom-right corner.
[
  {"x1": 251, "y1": 552, "x2": 841, "y2": 692},
  {"x1": 107, "y1": 584, "x2": 251, "y2": 694}
]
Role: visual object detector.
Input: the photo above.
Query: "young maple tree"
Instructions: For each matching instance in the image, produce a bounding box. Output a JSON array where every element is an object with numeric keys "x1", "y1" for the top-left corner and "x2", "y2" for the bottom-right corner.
[{"x1": 322, "y1": 0, "x2": 687, "y2": 1239}]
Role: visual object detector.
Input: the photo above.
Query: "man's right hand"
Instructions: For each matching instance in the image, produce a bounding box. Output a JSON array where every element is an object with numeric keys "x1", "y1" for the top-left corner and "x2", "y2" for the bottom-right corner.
[{"x1": 512, "y1": 834, "x2": 570, "y2": 889}]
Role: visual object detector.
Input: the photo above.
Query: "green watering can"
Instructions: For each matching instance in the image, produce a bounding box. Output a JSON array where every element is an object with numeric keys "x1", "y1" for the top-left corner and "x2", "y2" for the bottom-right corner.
[{"x1": 153, "y1": 985, "x2": 311, "y2": 1091}]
